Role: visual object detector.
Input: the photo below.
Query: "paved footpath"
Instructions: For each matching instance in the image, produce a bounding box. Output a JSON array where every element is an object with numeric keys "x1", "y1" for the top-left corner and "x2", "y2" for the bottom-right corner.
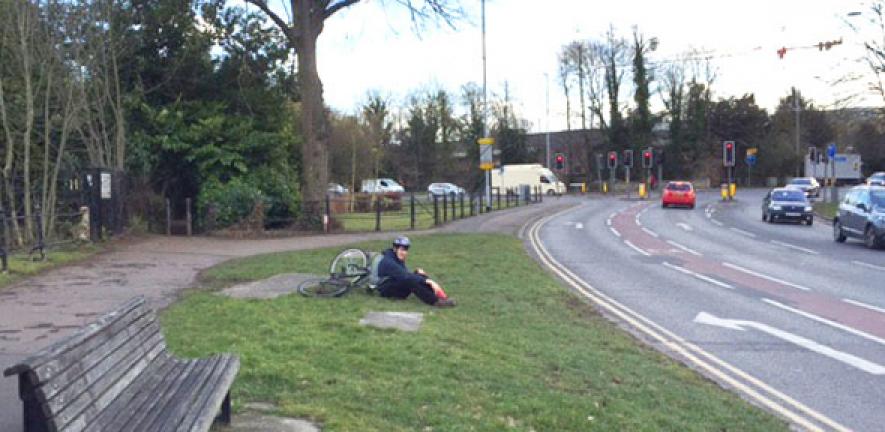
[{"x1": 0, "y1": 196, "x2": 580, "y2": 431}]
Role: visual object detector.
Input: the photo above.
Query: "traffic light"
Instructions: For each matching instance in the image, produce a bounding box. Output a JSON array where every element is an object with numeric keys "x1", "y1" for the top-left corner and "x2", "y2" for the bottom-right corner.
[
  {"x1": 607, "y1": 151, "x2": 618, "y2": 169},
  {"x1": 723, "y1": 141, "x2": 736, "y2": 167},
  {"x1": 555, "y1": 153, "x2": 565, "y2": 170},
  {"x1": 623, "y1": 149, "x2": 634, "y2": 168},
  {"x1": 642, "y1": 148, "x2": 653, "y2": 168},
  {"x1": 808, "y1": 146, "x2": 817, "y2": 163}
]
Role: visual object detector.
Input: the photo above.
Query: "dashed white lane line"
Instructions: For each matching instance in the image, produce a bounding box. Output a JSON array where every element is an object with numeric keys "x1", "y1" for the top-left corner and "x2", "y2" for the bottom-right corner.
[
  {"x1": 676, "y1": 222, "x2": 693, "y2": 232},
  {"x1": 635, "y1": 217, "x2": 643, "y2": 227},
  {"x1": 641, "y1": 227, "x2": 659, "y2": 238},
  {"x1": 710, "y1": 219, "x2": 724, "y2": 227},
  {"x1": 843, "y1": 298, "x2": 885, "y2": 316},
  {"x1": 662, "y1": 262, "x2": 734, "y2": 289},
  {"x1": 770, "y1": 240, "x2": 819, "y2": 255},
  {"x1": 609, "y1": 227, "x2": 621, "y2": 237},
  {"x1": 722, "y1": 262, "x2": 812, "y2": 291},
  {"x1": 852, "y1": 260, "x2": 885, "y2": 272},
  {"x1": 606, "y1": 218, "x2": 612, "y2": 226},
  {"x1": 624, "y1": 240, "x2": 651, "y2": 256},
  {"x1": 729, "y1": 227, "x2": 757, "y2": 238},
  {"x1": 575, "y1": 223, "x2": 584, "y2": 230},
  {"x1": 609, "y1": 212, "x2": 618, "y2": 220},
  {"x1": 666, "y1": 240, "x2": 702, "y2": 256},
  {"x1": 763, "y1": 298, "x2": 885, "y2": 347}
]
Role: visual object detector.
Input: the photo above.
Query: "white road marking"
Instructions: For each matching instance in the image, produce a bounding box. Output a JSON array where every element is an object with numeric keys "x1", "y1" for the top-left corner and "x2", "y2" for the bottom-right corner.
[
  {"x1": 770, "y1": 240, "x2": 819, "y2": 255},
  {"x1": 528, "y1": 213, "x2": 848, "y2": 432},
  {"x1": 695, "y1": 312, "x2": 885, "y2": 375},
  {"x1": 609, "y1": 212, "x2": 618, "y2": 220},
  {"x1": 667, "y1": 240, "x2": 702, "y2": 256},
  {"x1": 624, "y1": 240, "x2": 651, "y2": 256},
  {"x1": 851, "y1": 260, "x2": 885, "y2": 272},
  {"x1": 609, "y1": 227, "x2": 621, "y2": 237},
  {"x1": 843, "y1": 298, "x2": 885, "y2": 316},
  {"x1": 641, "y1": 227, "x2": 659, "y2": 238},
  {"x1": 606, "y1": 218, "x2": 612, "y2": 226},
  {"x1": 729, "y1": 227, "x2": 757, "y2": 238},
  {"x1": 676, "y1": 222, "x2": 693, "y2": 232},
  {"x1": 710, "y1": 219, "x2": 724, "y2": 227},
  {"x1": 662, "y1": 262, "x2": 734, "y2": 289},
  {"x1": 635, "y1": 217, "x2": 643, "y2": 227},
  {"x1": 722, "y1": 262, "x2": 811, "y2": 291},
  {"x1": 575, "y1": 223, "x2": 584, "y2": 230},
  {"x1": 763, "y1": 298, "x2": 885, "y2": 347}
]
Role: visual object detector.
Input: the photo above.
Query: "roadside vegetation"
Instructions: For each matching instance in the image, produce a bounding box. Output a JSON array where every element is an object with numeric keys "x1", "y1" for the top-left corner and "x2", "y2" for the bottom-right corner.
[
  {"x1": 163, "y1": 234, "x2": 787, "y2": 431},
  {"x1": 0, "y1": 244, "x2": 101, "y2": 289}
]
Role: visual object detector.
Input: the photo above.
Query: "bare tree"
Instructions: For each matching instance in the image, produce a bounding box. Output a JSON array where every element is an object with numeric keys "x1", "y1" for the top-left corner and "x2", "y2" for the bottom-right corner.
[
  {"x1": 862, "y1": 2, "x2": 885, "y2": 105},
  {"x1": 243, "y1": 0, "x2": 462, "y2": 224},
  {"x1": 557, "y1": 50, "x2": 572, "y2": 130}
]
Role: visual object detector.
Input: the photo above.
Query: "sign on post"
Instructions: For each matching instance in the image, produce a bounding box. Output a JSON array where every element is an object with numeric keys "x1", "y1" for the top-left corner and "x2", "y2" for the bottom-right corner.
[
  {"x1": 478, "y1": 137, "x2": 494, "y2": 170},
  {"x1": 745, "y1": 147, "x2": 757, "y2": 166}
]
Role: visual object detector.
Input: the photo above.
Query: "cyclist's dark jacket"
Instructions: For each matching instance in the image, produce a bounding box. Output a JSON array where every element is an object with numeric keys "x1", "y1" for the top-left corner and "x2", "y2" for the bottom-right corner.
[{"x1": 377, "y1": 248, "x2": 425, "y2": 287}]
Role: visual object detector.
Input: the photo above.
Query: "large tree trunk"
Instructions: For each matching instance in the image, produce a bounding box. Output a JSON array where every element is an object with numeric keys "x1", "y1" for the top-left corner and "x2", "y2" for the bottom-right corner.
[{"x1": 296, "y1": 20, "x2": 329, "y2": 225}]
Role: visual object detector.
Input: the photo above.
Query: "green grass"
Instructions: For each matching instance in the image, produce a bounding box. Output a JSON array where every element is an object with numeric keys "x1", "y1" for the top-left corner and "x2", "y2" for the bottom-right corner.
[
  {"x1": 0, "y1": 244, "x2": 101, "y2": 289},
  {"x1": 163, "y1": 234, "x2": 787, "y2": 431},
  {"x1": 813, "y1": 202, "x2": 838, "y2": 219}
]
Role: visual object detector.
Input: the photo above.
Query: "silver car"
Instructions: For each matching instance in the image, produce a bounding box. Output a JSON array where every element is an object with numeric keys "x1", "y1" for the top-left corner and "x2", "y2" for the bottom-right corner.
[
  {"x1": 785, "y1": 177, "x2": 820, "y2": 199},
  {"x1": 427, "y1": 182, "x2": 465, "y2": 199}
]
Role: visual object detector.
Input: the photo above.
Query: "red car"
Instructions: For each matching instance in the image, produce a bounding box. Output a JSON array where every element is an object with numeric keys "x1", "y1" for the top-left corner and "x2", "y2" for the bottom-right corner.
[{"x1": 662, "y1": 181, "x2": 696, "y2": 209}]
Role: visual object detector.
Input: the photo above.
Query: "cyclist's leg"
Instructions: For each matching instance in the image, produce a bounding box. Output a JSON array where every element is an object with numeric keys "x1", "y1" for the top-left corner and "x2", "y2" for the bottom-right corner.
[{"x1": 378, "y1": 281, "x2": 411, "y2": 299}]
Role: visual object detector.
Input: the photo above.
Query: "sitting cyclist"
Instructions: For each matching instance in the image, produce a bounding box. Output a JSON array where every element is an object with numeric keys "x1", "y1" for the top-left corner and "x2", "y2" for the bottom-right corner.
[{"x1": 376, "y1": 236, "x2": 456, "y2": 308}]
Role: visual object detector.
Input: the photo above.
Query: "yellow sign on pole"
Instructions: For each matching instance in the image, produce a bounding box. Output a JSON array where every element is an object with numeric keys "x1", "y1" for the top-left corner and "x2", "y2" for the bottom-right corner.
[
  {"x1": 747, "y1": 147, "x2": 758, "y2": 156},
  {"x1": 479, "y1": 137, "x2": 494, "y2": 170}
]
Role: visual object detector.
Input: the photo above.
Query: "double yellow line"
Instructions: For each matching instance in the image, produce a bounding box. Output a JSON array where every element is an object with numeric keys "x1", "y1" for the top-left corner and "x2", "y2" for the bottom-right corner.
[{"x1": 526, "y1": 208, "x2": 849, "y2": 432}]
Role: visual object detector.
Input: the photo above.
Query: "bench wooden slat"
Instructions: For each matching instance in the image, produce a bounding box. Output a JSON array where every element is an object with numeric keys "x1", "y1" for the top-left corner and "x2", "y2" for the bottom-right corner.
[
  {"x1": 3, "y1": 297, "x2": 147, "y2": 378},
  {"x1": 178, "y1": 355, "x2": 240, "y2": 432},
  {"x1": 55, "y1": 332, "x2": 165, "y2": 432},
  {"x1": 4, "y1": 297, "x2": 239, "y2": 432},
  {"x1": 134, "y1": 356, "x2": 221, "y2": 432},
  {"x1": 168, "y1": 356, "x2": 234, "y2": 432},
  {"x1": 82, "y1": 351, "x2": 176, "y2": 432},
  {"x1": 105, "y1": 359, "x2": 200, "y2": 432},
  {"x1": 37, "y1": 311, "x2": 157, "y2": 402}
]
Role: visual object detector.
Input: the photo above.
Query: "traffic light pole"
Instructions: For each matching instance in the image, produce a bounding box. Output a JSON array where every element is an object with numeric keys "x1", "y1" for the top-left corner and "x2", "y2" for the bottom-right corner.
[{"x1": 625, "y1": 167, "x2": 631, "y2": 199}]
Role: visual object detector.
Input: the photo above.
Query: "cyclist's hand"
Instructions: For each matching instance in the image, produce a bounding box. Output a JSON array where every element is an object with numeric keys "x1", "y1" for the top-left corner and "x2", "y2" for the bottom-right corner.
[{"x1": 415, "y1": 268, "x2": 427, "y2": 276}]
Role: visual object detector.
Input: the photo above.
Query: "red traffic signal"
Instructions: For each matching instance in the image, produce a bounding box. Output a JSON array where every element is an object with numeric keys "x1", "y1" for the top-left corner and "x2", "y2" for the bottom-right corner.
[
  {"x1": 607, "y1": 151, "x2": 618, "y2": 169},
  {"x1": 723, "y1": 141, "x2": 736, "y2": 166},
  {"x1": 555, "y1": 153, "x2": 565, "y2": 170},
  {"x1": 641, "y1": 148, "x2": 653, "y2": 168}
]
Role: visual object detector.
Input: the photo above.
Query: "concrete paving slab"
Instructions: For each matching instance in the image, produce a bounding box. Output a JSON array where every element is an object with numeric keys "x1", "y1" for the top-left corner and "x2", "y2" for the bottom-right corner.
[
  {"x1": 220, "y1": 273, "x2": 325, "y2": 299},
  {"x1": 212, "y1": 413, "x2": 320, "y2": 432},
  {"x1": 359, "y1": 311, "x2": 424, "y2": 332}
]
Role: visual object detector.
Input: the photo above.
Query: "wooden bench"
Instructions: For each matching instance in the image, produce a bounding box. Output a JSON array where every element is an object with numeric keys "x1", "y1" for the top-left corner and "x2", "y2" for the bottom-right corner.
[{"x1": 3, "y1": 296, "x2": 239, "y2": 432}]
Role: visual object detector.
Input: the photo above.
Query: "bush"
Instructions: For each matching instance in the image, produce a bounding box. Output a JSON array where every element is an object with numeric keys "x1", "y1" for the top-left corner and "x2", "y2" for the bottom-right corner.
[
  {"x1": 198, "y1": 178, "x2": 263, "y2": 230},
  {"x1": 246, "y1": 167, "x2": 300, "y2": 228}
]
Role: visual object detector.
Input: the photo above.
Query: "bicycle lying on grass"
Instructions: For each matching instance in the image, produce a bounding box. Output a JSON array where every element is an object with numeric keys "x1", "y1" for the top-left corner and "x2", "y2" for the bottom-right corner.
[{"x1": 298, "y1": 248, "x2": 385, "y2": 297}]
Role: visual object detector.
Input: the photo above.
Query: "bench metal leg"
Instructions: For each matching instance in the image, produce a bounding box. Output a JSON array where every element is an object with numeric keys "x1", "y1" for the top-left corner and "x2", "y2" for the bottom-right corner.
[
  {"x1": 20, "y1": 375, "x2": 48, "y2": 432},
  {"x1": 216, "y1": 391, "x2": 232, "y2": 425}
]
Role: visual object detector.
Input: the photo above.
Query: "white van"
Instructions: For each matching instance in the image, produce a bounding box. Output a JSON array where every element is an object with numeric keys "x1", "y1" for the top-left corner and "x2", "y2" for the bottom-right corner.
[
  {"x1": 489, "y1": 164, "x2": 566, "y2": 195},
  {"x1": 361, "y1": 178, "x2": 405, "y2": 193}
]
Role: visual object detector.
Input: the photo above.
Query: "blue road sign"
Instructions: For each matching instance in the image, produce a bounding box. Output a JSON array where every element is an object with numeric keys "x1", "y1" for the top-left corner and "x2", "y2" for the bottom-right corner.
[
  {"x1": 746, "y1": 154, "x2": 757, "y2": 166},
  {"x1": 827, "y1": 143, "x2": 837, "y2": 158}
]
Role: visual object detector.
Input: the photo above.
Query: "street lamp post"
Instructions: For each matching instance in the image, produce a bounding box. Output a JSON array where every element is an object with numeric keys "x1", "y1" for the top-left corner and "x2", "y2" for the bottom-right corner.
[
  {"x1": 545, "y1": 73, "x2": 550, "y2": 169},
  {"x1": 482, "y1": 0, "x2": 491, "y2": 211}
]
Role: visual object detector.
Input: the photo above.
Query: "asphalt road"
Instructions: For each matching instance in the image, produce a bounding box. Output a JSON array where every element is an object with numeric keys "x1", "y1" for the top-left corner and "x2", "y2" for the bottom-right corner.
[{"x1": 532, "y1": 188, "x2": 884, "y2": 432}]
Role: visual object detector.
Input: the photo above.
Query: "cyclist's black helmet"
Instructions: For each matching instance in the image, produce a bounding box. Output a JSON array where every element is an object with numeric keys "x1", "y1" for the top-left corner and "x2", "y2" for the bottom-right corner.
[{"x1": 393, "y1": 236, "x2": 411, "y2": 249}]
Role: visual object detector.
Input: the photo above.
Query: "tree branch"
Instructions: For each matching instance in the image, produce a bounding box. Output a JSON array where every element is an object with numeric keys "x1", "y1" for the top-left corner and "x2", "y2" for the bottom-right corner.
[
  {"x1": 324, "y1": 0, "x2": 362, "y2": 19},
  {"x1": 245, "y1": 0, "x2": 300, "y2": 44}
]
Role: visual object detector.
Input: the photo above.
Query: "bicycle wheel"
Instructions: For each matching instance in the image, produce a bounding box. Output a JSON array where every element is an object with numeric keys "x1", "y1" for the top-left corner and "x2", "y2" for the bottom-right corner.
[
  {"x1": 329, "y1": 248, "x2": 368, "y2": 282},
  {"x1": 298, "y1": 277, "x2": 350, "y2": 297}
]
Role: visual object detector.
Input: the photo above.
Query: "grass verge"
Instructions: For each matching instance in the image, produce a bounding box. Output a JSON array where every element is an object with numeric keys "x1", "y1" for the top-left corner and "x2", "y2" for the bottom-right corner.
[
  {"x1": 163, "y1": 234, "x2": 787, "y2": 431},
  {"x1": 0, "y1": 243, "x2": 101, "y2": 289},
  {"x1": 813, "y1": 202, "x2": 838, "y2": 220}
]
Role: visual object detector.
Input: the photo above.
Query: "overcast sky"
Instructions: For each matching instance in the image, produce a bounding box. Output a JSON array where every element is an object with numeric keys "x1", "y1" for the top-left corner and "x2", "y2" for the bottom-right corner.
[{"x1": 266, "y1": 0, "x2": 879, "y2": 132}]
